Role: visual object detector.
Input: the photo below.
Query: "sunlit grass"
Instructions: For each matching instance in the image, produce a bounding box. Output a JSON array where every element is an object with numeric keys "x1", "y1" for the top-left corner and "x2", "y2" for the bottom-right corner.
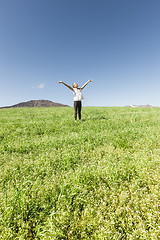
[{"x1": 0, "y1": 107, "x2": 160, "y2": 239}]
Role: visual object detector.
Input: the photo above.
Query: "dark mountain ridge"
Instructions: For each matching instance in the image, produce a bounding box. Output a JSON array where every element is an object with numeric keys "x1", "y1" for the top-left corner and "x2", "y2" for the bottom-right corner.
[{"x1": 0, "y1": 100, "x2": 69, "y2": 109}]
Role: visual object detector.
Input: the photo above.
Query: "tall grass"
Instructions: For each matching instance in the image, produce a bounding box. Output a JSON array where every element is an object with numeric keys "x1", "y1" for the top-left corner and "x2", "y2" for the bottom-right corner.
[{"x1": 0, "y1": 107, "x2": 159, "y2": 239}]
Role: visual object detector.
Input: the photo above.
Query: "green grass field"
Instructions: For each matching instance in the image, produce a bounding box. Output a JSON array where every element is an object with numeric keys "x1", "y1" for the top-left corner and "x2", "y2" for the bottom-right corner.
[{"x1": 0, "y1": 107, "x2": 160, "y2": 239}]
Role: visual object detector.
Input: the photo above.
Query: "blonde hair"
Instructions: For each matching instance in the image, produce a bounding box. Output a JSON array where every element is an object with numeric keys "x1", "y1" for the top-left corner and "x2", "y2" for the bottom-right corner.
[{"x1": 72, "y1": 83, "x2": 78, "y2": 88}]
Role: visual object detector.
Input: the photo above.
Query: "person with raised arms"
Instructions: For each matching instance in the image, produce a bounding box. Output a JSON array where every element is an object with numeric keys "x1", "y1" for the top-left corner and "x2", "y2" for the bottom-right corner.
[{"x1": 58, "y1": 80, "x2": 93, "y2": 121}]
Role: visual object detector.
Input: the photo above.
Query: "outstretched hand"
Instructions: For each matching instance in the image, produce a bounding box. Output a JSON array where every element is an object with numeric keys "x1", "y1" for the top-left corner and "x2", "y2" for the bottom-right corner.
[
  {"x1": 89, "y1": 80, "x2": 93, "y2": 82},
  {"x1": 58, "y1": 81, "x2": 63, "y2": 83}
]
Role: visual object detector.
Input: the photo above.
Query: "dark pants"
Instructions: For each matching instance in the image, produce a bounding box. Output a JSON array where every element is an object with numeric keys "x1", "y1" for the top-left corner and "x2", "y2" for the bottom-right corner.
[{"x1": 74, "y1": 101, "x2": 82, "y2": 120}]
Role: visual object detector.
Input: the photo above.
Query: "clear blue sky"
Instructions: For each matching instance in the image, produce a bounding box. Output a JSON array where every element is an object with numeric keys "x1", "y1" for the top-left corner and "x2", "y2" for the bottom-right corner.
[{"x1": 0, "y1": 0, "x2": 160, "y2": 107}]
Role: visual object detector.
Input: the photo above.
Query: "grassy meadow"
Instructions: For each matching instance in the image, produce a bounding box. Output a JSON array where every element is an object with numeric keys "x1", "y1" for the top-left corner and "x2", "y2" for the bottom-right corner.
[{"x1": 0, "y1": 107, "x2": 160, "y2": 239}]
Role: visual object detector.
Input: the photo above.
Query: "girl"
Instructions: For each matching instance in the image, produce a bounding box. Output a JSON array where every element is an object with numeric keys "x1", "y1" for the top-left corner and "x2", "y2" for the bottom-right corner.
[{"x1": 58, "y1": 80, "x2": 93, "y2": 121}]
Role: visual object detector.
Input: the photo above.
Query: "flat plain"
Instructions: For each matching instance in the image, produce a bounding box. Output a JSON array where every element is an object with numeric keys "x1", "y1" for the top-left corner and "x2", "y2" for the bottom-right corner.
[{"x1": 0, "y1": 107, "x2": 160, "y2": 239}]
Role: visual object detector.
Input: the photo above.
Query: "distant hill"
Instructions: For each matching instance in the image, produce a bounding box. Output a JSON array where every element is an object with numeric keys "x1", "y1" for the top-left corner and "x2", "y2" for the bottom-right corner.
[
  {"x1": 125, "y1": 104, "x2": 159, "y2": 108},
  {"x1": 0, "y1": 100, "x2": 69, "y2": 109}
]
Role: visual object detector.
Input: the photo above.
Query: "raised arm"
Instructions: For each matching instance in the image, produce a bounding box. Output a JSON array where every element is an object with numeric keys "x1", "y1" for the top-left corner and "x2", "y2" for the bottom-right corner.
[
  {"x1": 58, "y1": 81, "x2": 73, "y2": 91},
  {"x1": 80, "y1": 80, "x2": 93, "y2": 90}
]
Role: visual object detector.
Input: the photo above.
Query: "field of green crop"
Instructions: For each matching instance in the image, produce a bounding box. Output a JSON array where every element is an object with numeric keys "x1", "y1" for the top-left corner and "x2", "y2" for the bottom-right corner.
[{"x1": 0, "y1": 107, "x2": 160, "y2": 239}]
